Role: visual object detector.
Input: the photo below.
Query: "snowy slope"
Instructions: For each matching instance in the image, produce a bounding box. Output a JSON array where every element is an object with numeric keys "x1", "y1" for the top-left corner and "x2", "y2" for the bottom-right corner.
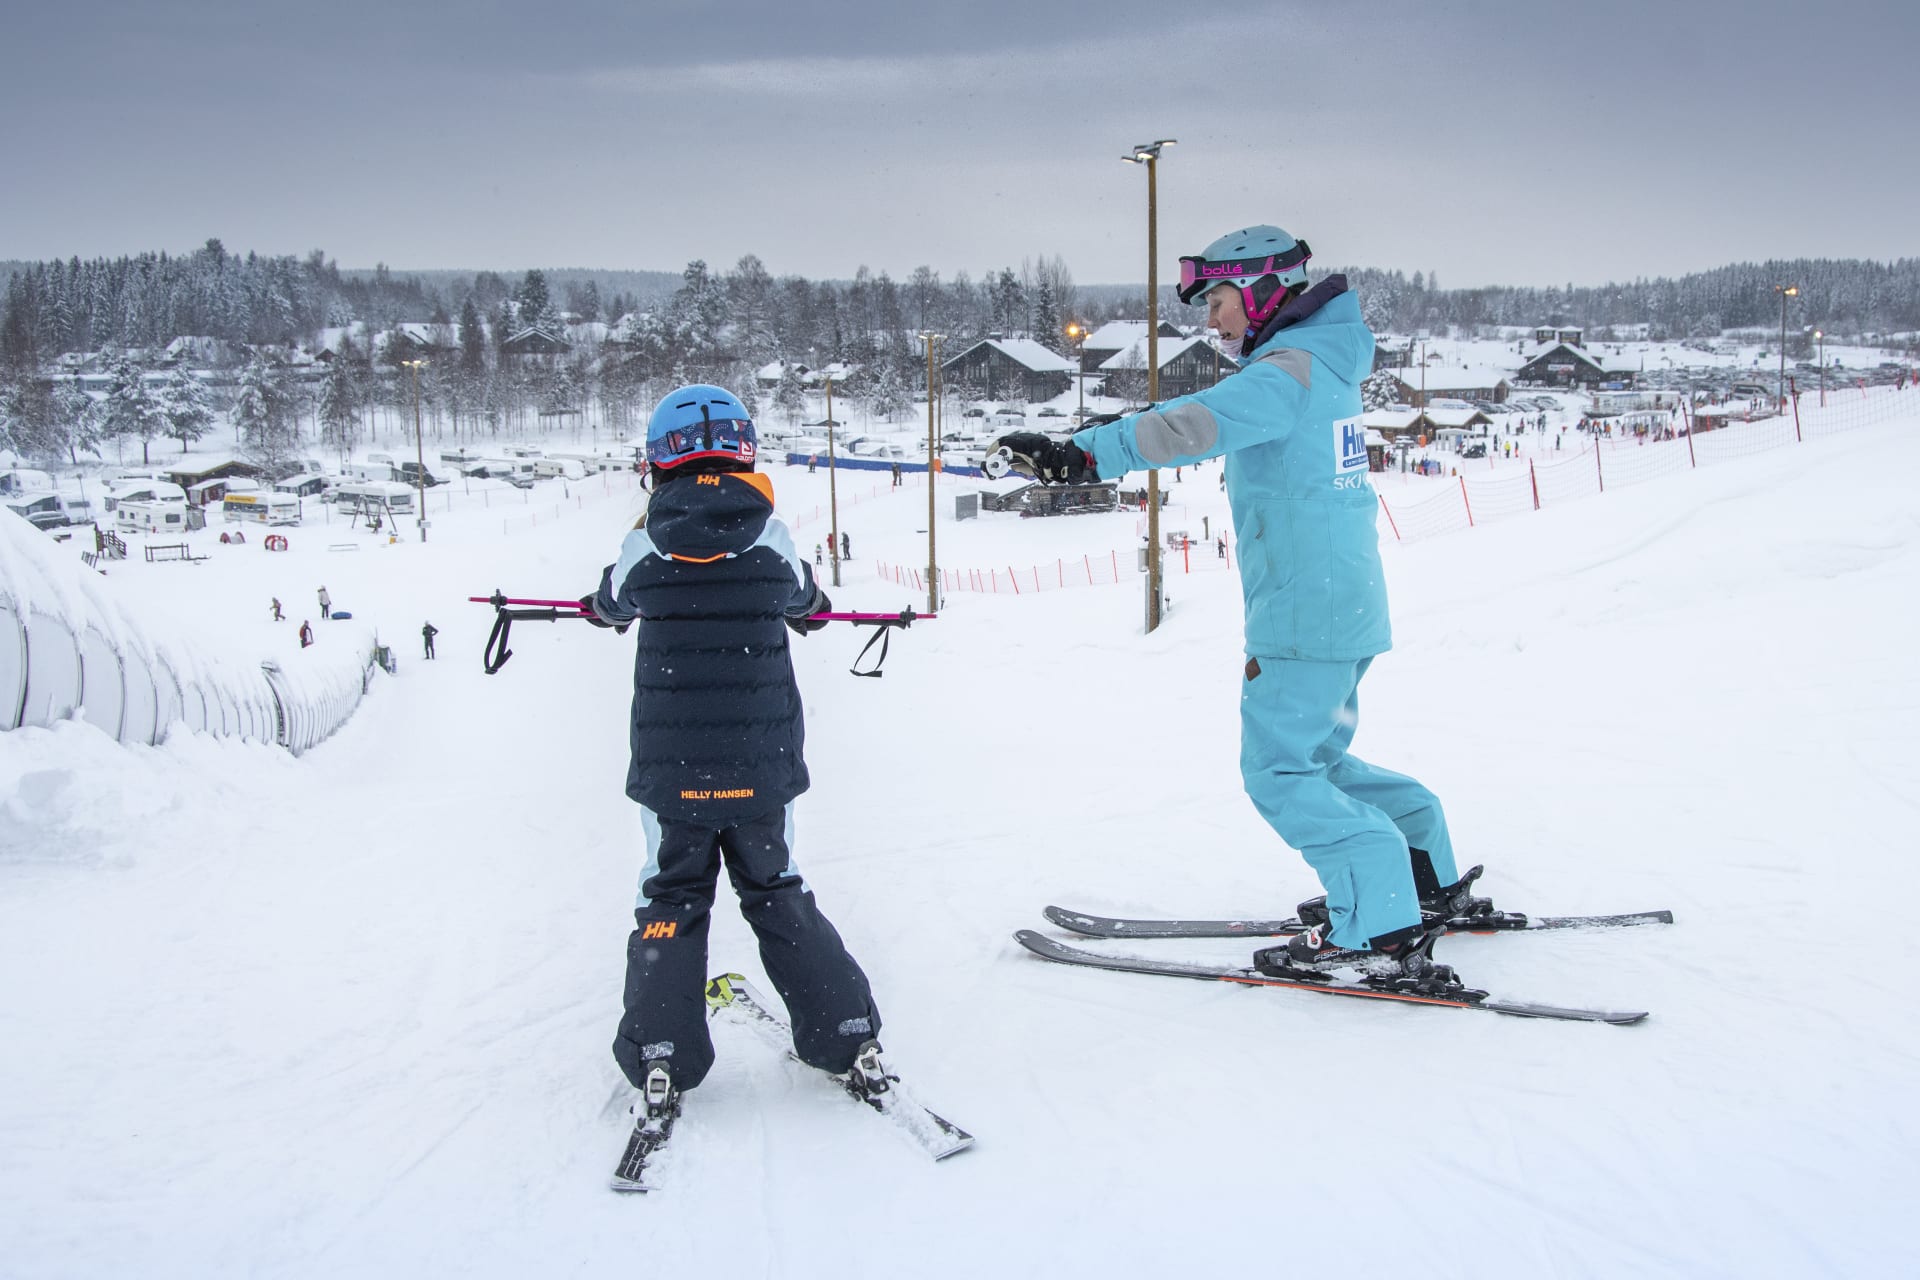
[{"x1": 2, "y1": 416, "x2": 1917, "y2": 1278}]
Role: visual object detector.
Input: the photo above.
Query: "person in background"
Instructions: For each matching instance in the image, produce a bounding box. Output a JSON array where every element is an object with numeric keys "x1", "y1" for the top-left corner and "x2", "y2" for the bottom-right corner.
[
  {"x1": 271, "y1": 597, "x2": 283, "y2": 622},
  {"x1": 298, "y1": 620, "x2": 314, "y2": 649},
  {"x1": 318, "y1": 586, "x2": 332, "y2": 620},
  {"x1": 422, "y1": 621, "x2": 438, "y2": 660},
  {"x1": 840, "y1": 531, "x2": 851, "y2": 560}
]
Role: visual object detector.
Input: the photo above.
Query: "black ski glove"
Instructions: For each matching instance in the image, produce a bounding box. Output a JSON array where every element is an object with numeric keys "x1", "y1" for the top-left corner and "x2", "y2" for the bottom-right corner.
[
  {"x1": 987, "y1": 432, "x2": 1098, "y2": 485},
  {"x1": 578, "y1": 594, "x2": 629, "y2": 633},
  {"x1": 786, "y1": 588, "x2": 831, "y2": 636}
]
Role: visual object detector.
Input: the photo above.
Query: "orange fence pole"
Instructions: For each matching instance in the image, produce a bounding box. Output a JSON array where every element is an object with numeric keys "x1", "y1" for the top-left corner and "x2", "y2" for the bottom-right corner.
[{"x1": 1377, "y1": 492, "x2": 1401, "y2": 541}]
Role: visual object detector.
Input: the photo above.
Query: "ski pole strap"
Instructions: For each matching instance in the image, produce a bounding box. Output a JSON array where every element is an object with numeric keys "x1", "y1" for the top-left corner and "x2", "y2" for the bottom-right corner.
[
  {"x1": 815, "y1": 609, "x2": 931, "y2": 678},
  {"x1": 472, "y1": 590, "x2": 591, "y2": 675},
  {"x1": 849, "y1": 623, "x2": 892, "y2": 678}
]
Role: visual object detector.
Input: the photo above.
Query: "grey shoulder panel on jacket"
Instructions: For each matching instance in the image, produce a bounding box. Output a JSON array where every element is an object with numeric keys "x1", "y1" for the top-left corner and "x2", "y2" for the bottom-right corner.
[{"x1": 1252, "y1": 346, "x2": 1313, "y2": 388}]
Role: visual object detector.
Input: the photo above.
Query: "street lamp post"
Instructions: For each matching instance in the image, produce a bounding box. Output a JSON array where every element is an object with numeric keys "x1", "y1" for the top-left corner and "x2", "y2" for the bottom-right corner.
[
  {"x1": 1066, "y1": 322, "x2": 1086, "y2": 422},
  {"x1": 400, "y1": 358, "x2": 429, "y2": 541},
  {"x1": 825, "y1": 374, "x2": 841, "y2": 588},
  {"x1": 1775, "y1": 284, "x2": 1799, "y2": 410},
  {"x1": 1123, "y1": 137, "x2": 1175, "y2": 633},
  {"x1": 1814, "y1": 330, "x2": 1825, "y2": 407},
  {"x1": 921, "y1": 332, "x2": 943, "y2": 616}
]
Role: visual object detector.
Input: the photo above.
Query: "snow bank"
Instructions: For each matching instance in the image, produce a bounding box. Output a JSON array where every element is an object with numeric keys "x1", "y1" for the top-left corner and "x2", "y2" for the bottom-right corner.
[{"x1": 0, "y1": 512, "x2": 379, "y2": 753}]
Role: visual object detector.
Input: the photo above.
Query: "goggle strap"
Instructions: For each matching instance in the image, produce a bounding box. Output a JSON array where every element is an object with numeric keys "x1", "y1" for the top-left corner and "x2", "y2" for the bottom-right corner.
[{"x1": 1181, "y1": 241, "x2": 1313, "y2": 296}]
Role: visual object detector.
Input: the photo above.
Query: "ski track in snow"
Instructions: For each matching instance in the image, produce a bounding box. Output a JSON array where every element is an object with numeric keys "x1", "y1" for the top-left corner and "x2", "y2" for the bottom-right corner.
[{"x1": 4, "y1": 413, "x2": 1920, "y2": 1276}]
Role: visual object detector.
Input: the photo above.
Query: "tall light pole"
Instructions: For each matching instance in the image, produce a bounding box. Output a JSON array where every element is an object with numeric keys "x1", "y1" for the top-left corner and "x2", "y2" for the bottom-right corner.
[
  {"x1": 1814, "y1": 329, "x2": 1825, "y2": 407},
  {"x1": 1123, "y1": 138, "x2": 1175, "y2": 633},
  {"x1": 825, "y1": 373, "x2": 841, "y2": 588},
  {"x1": 1066, "y1": 321, "x2": 1087, "y2": 421},
  {"x1": 400, "y1": 357, "x2": 428, "y2": 541},
  {"x1": 921, "y1": 332, "x2": 943, "y2": 616},
  {"x1": 1775, "y1": 284, "x2": 1799, "y2": 410}
]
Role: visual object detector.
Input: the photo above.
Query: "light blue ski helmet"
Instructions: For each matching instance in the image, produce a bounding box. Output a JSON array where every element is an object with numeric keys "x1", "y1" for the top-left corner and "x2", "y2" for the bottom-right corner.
[
  {"x1": 1177, "y1": 224, "x2": 1313, "y2": 323},
  {"x1": 646, "y1": 384, "x2": 758, "y2": 470}
]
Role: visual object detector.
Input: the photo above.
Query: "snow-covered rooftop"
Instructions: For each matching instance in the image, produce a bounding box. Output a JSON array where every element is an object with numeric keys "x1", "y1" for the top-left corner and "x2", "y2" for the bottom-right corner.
[
  {"x1": 972, "y1": 338, "x2": 1075, "y2": 373},
  {"x1": 1082, "y1": 321, "x2": 1151, "y2": 351},
  {"x1": 1098, "y1": 336, "x2": 1211, "y2": 371}
]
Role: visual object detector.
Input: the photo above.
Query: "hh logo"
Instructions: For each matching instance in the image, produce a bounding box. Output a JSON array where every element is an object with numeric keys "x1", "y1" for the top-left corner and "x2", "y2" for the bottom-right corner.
[
  {"x1": 1331, "y1": 414, "x2": 1368, "y2": 477},
  {"x1": 642, "y1": 921, "x2": 678, "y2": 940},
  {"x1": 696, "y1": 475, "x2": 721, "y2": 486}
]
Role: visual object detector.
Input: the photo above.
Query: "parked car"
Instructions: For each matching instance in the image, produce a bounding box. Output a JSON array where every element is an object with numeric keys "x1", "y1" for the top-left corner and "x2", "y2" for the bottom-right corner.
[
  {"x1": 398, "y1": 461, "x2": 447, "y2": 487},
  {"x1": 1036, "y1": 406, "x2": 1065, "y2": 418},
  {"x1": 961, "y1": 407, "x2": 987, "y2": 419},
  {"x1": 6, "y1": 494, "x2": 71, "y2": 530}
]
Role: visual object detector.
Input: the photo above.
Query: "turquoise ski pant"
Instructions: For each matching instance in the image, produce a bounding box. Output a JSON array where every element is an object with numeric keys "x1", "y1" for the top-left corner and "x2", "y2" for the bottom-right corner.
[{"x1": 1239, "y1": 656, "x2": 1458, "y2": 950}]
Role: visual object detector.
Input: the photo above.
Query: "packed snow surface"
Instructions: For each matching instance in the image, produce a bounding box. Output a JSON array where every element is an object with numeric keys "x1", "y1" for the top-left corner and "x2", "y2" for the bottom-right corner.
[{"x1": 2, "y1": 414, "x2": 1917, "y2": 1278}]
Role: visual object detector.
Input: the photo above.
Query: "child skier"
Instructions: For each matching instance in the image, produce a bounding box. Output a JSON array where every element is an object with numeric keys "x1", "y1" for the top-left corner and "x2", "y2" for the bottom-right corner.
[{"x1": 581, "y1": 384, "x2": 887, "y2": 1138}]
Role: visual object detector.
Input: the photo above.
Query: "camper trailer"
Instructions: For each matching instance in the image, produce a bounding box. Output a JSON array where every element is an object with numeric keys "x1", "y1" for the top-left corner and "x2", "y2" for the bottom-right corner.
[
  {"x1": 476, "y1": 458, "x2": 538, "y2": 487},
  {"x1": 104, "y1": 480, "x2": 188, "y2": 512},
  {"x1": 331, "y1": 480, "x2": 416, "y2": 515},
  {"x1": 345, "y1": 460, "x2": 398, "y2": 483},
  {"x1": 274, "y1": 472, "x2": 328, "y2": 497},
  {"x1": 222, "y1": 492, "x2": 302, "y2": 525},
  {"x1": 116, "y1": 501, "x2": 193, "y2": 535}
]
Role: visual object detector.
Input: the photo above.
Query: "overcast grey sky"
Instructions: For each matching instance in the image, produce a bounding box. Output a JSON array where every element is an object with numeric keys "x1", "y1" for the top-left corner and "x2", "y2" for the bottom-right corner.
[{"x1": 2, "y1": 0, "x2": 1913, "y2": 287}]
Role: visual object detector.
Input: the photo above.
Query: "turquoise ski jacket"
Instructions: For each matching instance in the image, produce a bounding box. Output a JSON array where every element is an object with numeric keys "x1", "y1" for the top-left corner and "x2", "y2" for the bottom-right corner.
[{"x1": 1072, "y1": 280, "x2": 1389, "y2": 659}]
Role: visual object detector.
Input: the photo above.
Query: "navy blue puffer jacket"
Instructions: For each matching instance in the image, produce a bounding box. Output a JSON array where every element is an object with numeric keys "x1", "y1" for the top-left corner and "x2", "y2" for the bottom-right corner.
[{"x1": 591, "y1": 470, "x2": 825, "y2": 824}]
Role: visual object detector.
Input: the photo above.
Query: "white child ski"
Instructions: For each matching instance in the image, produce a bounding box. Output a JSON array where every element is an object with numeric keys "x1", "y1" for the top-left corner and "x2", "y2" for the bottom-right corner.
[{"x1": 704, "y1": 973, "x2": 974, "y2": 1160}]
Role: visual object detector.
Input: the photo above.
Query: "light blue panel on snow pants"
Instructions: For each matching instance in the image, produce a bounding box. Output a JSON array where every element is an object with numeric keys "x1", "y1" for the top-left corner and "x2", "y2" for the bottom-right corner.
[{"x1": 1239, "y1": 656, "x2": 1458, "y2": 950}]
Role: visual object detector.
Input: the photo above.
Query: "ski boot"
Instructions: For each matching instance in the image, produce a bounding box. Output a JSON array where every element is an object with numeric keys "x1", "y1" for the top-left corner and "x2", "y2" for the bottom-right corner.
[
  {"x1": 1417, "y1": 857, "x2": 1497, "y2": 923},
  {"x1": 840, "y1": 1039, "x2": 899, "y2": 1113},
  {"x1": 611, "y1": 1059, "x2": 681, "y2": 1192},
  {"x1": 1251, "y1": 921, "x2": 1368, "y2": 974},
  {"x1": 1358, "y1": 921, "x2": 1487, "y2": 1002}
]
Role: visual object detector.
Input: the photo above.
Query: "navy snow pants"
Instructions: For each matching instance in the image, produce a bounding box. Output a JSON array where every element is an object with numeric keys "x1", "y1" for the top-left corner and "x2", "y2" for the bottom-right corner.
[{"x1": 612, "y1": 803, "x2": 880, "y2": 1090}]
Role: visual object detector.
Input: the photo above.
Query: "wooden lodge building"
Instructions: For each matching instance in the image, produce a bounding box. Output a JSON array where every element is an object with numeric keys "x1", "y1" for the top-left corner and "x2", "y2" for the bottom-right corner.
[{"x1": 941, "y1": 337, "x2": 1075, "y2": 403}]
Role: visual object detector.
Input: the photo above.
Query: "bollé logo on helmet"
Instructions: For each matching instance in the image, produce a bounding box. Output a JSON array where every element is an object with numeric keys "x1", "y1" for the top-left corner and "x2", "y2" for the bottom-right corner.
[{"x1": 1200, "y1": 258, "x2": 1270, "y2": 279}]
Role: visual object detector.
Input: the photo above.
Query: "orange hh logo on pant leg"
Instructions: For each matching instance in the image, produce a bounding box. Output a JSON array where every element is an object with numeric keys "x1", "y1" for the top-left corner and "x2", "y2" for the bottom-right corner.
[{"x1": 642, "y1": 921, "x2": 678, "y2": 941}]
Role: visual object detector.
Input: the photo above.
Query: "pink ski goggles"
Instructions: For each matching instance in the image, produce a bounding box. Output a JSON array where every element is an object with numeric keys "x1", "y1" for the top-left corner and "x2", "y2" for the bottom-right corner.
[{"x1": 1177, "y1": 241, "x2": 1312, "y2": 304}]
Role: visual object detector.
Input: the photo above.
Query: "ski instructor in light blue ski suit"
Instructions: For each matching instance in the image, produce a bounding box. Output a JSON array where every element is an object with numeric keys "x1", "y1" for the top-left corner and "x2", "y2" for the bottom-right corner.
[{"x1": 995, "y1": 226, "x2": 1467, "y2": 960}]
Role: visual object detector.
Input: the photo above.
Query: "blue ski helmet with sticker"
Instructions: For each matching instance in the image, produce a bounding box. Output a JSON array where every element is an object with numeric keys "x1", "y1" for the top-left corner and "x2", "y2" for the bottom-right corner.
[
  {"x1": 1177, "y1": 225, "x2": 1312, "y2": 324},
  {"x1": 646, "y1": 384, "x2": 758, "y2": 470}
]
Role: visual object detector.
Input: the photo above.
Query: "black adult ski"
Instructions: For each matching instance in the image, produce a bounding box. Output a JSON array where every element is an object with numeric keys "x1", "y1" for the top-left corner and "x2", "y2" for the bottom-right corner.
[
  {"x1": 609, "y1": 1061, "x2": 680, "y2": 1193},
  {"x1": 1014, "y1": 930, "x2": 1649, "y2": 1025},
  {"x1": 1043, "y1": 904, "x2": 1674, "y2": 941},
  {"x1": 703, "y1": 974, "x2": 974, "y2": 1160}
]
